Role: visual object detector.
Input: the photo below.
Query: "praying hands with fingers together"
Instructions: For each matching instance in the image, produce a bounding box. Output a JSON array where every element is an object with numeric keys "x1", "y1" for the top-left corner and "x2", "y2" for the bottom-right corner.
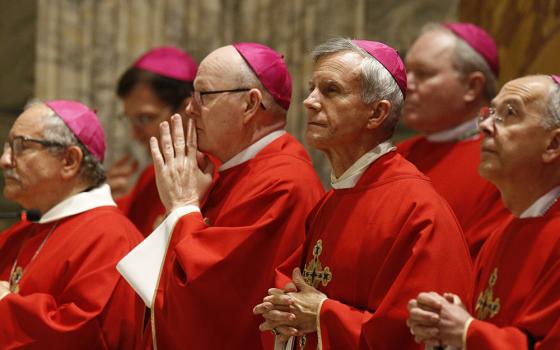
[
  {"x1": 253, "y1": 268, "x2": 328, "y2": 342},
  {"x1": 150, "y1": 114, "x2": 214, "y2": 213},
  {"x1": 407, "y1": 291, "x2": 473, "y2": 349}
]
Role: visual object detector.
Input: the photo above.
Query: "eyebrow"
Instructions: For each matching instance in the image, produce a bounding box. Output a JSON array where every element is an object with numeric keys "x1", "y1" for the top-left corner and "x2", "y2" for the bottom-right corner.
[{"x1": 491, "y1": 97, "x2": 523, "y2": 108}]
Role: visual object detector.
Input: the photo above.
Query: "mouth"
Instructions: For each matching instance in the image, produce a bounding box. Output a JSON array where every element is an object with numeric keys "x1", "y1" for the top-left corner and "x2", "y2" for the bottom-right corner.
[
  {"x1": 307, "y1": 121, "x2": 326, "y2": 127},
  {"x1": 3, "y1": 175, "x2": 19, "y2": 182},
  {"x1": 480, "y1": 145, "x2": 496, "y2": 154}
]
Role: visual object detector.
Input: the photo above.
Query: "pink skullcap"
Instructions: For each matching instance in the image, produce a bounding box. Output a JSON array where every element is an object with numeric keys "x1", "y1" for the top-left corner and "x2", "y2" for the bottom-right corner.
[
  {"x1": 444, "y1": 22, "x2": 499, "y2": 77},
  {"x1": 45, "y1": 100, "x2": 105, "y2": 162},
  {"x1": 352, "y1": 40, "x2": 407, "y2": 98},
  {"x1": 233, "y1": 42, "x2": 292, "y2": 110},
  {"x1": 133, "y1": 46, "x2": 197, "y2": 82},
  {"x1": 552, "y1": 75, "x2": 560, "y2": 86}
]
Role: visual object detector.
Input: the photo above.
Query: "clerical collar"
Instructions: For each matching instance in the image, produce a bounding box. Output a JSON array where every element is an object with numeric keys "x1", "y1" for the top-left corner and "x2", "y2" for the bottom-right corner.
[
  {"x1": 218, "y1": 130, "x2": 286, "y2": 172},
  {"x1": 330, "y1": 141, "x2": 396, "y2": 190},
  {"x1": 426, "y1": 118, "x2": 479, "y2": 142},
  {"x1": 39, "y1": 184, "x2": 116, "y2": 223},
  {"x1": 519, "y1": 185, "x2": 560, "y2": 218}
]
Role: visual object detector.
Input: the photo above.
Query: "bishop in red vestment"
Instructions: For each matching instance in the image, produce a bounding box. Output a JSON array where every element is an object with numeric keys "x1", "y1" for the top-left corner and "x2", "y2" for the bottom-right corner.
[
  {"x1": 399, "y1": 22, "x2": 510, "y2": 259},
  {"x1": 407, "y1": 75, "x2": 560, "y2": 349},
  {"x1": 0, "y1": 100, "x2": 144, "y2": 349},
  {"x1": 254, "y1": 38, "x2": 473, "y2": 350},
  {"x1": 109, "y1": 46, "x2": 197, "y2": 236},
  {"x1": 119, "y1": 43, "x2": 324, "y2": 349}
]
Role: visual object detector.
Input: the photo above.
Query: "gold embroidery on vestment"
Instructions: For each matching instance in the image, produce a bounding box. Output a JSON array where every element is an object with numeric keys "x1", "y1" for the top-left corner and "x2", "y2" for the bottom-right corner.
[
  {"x1": 475, "y1": 267, "x2": 501, "y2": 320},
  {"x1": 303, "y1": 240, "x2": 333, "y2": 288}
]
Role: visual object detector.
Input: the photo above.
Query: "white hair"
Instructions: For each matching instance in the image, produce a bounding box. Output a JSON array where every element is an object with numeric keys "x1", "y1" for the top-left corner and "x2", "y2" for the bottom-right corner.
[{"x1": 543, "y1": 78, "x2": 560, "y2": 129}]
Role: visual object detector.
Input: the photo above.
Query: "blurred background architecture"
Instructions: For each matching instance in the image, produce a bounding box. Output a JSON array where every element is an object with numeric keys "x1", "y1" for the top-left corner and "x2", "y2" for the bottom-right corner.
[{"x1": 1, "y1": 0, "x2": 559, "y2": 228}]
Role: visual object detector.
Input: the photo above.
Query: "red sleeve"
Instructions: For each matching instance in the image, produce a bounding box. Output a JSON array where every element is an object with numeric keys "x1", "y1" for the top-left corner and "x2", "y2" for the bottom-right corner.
[
  {"x1": 319, "y1": 202, "x2": 473, "y2": 349},
  {"x1": 0, "y1": 219, "x2": 142, "y2": 350},
  {"x1": 153, "y1": 173, "x2": 324, "y2": 349},
  {"x1": 466, "y1": 319, "x2": 529, "y2": 349},
  {"x1": 467, "y1": 247, "x2": 560, "y2": 350}
]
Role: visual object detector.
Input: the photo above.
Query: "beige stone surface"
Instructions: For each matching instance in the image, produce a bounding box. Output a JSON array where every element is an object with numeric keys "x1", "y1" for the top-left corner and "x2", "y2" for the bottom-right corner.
[
  {"x1": 33, "y1": 0, "x2": 459, "y2": 186},
  {"x1": 459, "y1": 0, "x2": 560, "y2": 86}
]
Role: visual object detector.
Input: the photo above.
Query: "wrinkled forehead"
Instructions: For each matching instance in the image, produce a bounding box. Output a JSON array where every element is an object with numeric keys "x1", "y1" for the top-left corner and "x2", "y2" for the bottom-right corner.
[
  {"x1": 195, "y1": 46, "x2": 245, "y2": 88},
  {"x1": 406, "y1": 30, "x2": 456, "y2": 62},
  {"x1": 494, "y1": 76, "x2": 551, "y2": 108},
  {"x1": 312, "y1": 51, "x2": 363, "y2": 80},
  {"x1": 10, "y1": 104, "x2": 49, "y2": 136}
]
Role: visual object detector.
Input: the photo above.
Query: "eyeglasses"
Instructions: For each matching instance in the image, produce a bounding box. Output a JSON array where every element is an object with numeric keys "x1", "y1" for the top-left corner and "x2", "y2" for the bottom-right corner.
[
  {"x1": 477, "y1": 105, "x2": 516, "y2": 130},
  {"x1": 192, "y1": 88, "x2": 266, "y2": 110},
  {"x1": 3, "y1": 136, "x2": 66, "y2": 166}
]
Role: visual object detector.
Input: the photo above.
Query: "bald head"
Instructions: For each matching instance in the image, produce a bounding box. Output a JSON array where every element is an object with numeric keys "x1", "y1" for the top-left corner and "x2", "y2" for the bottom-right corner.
[
  {"x1": 477, "y1": 75, "x2": 560, "y2": 215},
  {"x1": 187, "y1": 45, "x2": 287, "y2": 162}
]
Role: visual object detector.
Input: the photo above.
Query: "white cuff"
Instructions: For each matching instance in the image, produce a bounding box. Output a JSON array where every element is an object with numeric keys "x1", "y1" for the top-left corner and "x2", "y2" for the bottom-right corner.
[
  {"x1": 315, "y1": 297, "x2": 328, "y2": 350},
  {"x1": 462, "y1": 317, "x2": 474, "y2": 350},
  {"x1": 117, "y1": 204, "x2": 200, "y2": 306}
]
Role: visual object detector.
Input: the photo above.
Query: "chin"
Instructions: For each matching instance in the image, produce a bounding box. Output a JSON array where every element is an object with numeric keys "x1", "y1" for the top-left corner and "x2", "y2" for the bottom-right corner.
[
  {"x1": 3, "y1": 187, "x2": 19, "y2": 203},
  {"x1": 478, "y1": 162, "x2": 499, "y2": 183},
  {"x1": 402, "y1": 114, "x2": 425, "y2": 131}
]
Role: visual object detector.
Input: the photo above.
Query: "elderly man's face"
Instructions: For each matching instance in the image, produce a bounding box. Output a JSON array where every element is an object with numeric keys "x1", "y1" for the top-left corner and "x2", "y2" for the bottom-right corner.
[
  {"x1": 478, "y1": 76, "x2": 554, "y2": 185},
  {"x1": 186, "y1": 46, "x2": 248, "y2": 162},
  {"x1": 304, "y1": 51, "x2": 372, "y2": 152},
  {"x1": 0, "y1": 106, "x2": 64, "y2": 209},
  {"x1": 404, "y1": 30, "x2": 470, "y2": 133}
]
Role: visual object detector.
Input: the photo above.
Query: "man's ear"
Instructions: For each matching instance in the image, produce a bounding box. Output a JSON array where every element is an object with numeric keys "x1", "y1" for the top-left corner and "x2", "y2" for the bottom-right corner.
[
  {"x1": 543, "y1": 128, "x2": 560, "y2": 163},
  {"x1": 242, "y1": 89, "x2": 263, "y2": 124},
  {"x1": 366, "y1": 100, "x2": 391, "y2": 130},
  {"x1": 60, "y1": 145, "x2": 84, "y2": 179},
  {"x1": 464, "y1": 71, "x2": 486, "y2": 103}
]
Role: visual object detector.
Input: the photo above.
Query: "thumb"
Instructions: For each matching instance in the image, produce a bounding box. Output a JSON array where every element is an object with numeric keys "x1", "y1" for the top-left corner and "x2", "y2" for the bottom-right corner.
[{"x1": 292, "y1": 267, "x2": 309, "y2": 291}]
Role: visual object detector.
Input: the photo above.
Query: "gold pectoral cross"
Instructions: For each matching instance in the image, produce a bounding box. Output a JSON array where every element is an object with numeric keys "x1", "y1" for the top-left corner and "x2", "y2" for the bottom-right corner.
[
  {"x1": 475, "y1": 267, "x2": 501, "y2": 320},
  {"x1": 9, "y1": 266, "x2": 23, "y2": 293},
  {"x1": 303, "y1": 240, "x2": 332, "y2": 288}
]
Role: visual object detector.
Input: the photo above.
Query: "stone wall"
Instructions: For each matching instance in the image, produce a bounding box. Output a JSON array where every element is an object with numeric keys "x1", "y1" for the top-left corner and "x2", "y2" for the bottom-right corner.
[
  {"x1": 32, "y1": 0, "x2": 459, "y2": 187},
  {"x1": 1, "y1": 0, "x2": 460, "y2": 228},
  {"x1": 459, "y1": 0, "x2": 560, "y2": 86},
  {"x1": 0, "y1": 1, "x2": 37, "y2": 228}
]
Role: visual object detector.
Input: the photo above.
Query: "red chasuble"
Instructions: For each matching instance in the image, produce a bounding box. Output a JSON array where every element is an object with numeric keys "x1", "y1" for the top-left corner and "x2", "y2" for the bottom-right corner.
[
  {"x1": 0, "y1": 206, "x2": 144, "y2": 350},
  {"x1": 398, "y1": 135, "x2": 511, "y2": 259},
  {"x1": 117, "y1": 165, "x2": 166, "y2": 237},
  {"x1": 466, "y1": 201, "x2": 560, "y2": 349},
  {"x1": 150, "y1": 133, "x2": 325, "y2": 349},
  {"x1": 275, "y1": 152, "x2": 473, "y2": 350}
]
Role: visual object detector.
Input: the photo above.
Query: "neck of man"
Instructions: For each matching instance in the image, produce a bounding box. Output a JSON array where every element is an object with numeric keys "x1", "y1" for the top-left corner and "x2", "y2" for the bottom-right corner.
[
  {"x1": 497, "y1": 170, "x2": 560, "y2": 217},
  {"x1": 326, "y1": 135, "x2": 387, "y2": 178},
  {"x1": 426, "y1": 99, "x2": 488, "y2": 135},
  {"x1": 218, "y1": 119, "x2": 285, "y2": 164},
  {"x1": 33, "y1": 178, "x2": 93, "y2": 215}
]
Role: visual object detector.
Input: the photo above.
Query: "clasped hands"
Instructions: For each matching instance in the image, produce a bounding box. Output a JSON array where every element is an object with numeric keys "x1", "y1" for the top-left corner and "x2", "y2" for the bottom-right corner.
[
  {"x1": 253, "y1": 268, "x2": 327, "y2": 342},
  {"x1": 150, "y1": 114, "x2": 214, "y2": 213},
  {"x1": 407, "y1": 291, "x2": 473, "y2": 349}
]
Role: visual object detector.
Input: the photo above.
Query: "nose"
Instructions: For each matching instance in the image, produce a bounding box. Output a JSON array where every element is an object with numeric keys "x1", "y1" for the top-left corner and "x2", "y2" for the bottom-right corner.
[
  {"x1": 477, "y1": 114, "x2": 495, "y2": 138},
  {"x1": 0, "y1": 146, "x2": 13, "y2": 169},
  {"x1": 185, "y1": 98, "x2": 199, "y2": 118},
  {"x1": 406, "y1": 72, "x2": 416, "y2": 92},
  {"x1": 303, "y1": 90, "x2": 320, "y2": 111}
]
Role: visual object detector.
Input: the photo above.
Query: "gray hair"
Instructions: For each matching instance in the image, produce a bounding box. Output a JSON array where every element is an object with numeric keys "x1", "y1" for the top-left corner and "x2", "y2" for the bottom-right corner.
[
  {"x1": 423, "y1": 23, "x2": 497, "y2": 101},
  {"x1": 543, "y1": 79, "x2": 560, "y2": 129},
  {"x1": 39, "y1": 105, "x2": 107, "y2": 188},
  {"x1": 311, "y1": 38, "x2": 404, "y2": 135}
]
